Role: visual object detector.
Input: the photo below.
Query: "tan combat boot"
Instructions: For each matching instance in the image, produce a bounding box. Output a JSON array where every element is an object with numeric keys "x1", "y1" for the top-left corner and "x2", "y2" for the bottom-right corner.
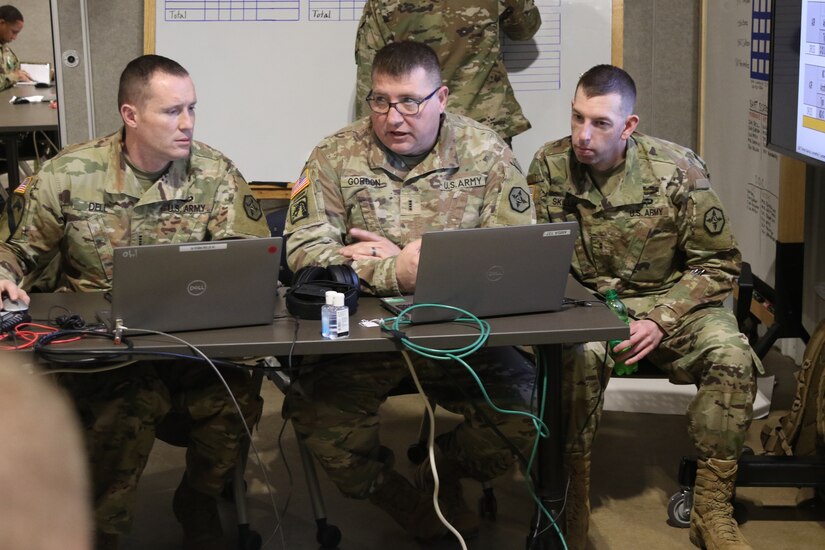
[
  {"x1": 689, "y1": 458, "x2": 752, "y2": 550},
  {"x1": 172, "y1": 476, "x2": 225, "y2": 550},
  {"x1": 564, "y1": 451, "x2": 592, "y2": 550},
  {"x1": 414, "y1": 450, "x2": 480, "y2": 539},
  {"x1": 369, "y1": 469, "x2": 449, "y2": 541}
]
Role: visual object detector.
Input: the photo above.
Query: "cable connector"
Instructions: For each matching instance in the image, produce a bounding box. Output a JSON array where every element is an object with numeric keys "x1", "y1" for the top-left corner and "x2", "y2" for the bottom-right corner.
[
  {"x1": 113, "y1": 319, "x2": 125, "y2": 344},
  {"x1": 380, "y1": 325, "x2": 407, "y2": 343}
]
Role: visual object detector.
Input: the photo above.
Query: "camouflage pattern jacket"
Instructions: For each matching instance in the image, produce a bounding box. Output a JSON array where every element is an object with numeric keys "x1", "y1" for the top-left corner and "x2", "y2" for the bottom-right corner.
[
  {"x1": 0, "y1": 130, "x2": 270, "y2": 291},
  {"x1": 0, "y1": 43, "x2": 20, "y2": 90},
  {"x1": 355, "y1": 0, "x2": 541, "y2": 140},
  {"x1": 528, "y1": 133, "x2": 742, "y2": 335},
  {"x1": 285, "y1": 112, "x2": 535, "y2": 295}
]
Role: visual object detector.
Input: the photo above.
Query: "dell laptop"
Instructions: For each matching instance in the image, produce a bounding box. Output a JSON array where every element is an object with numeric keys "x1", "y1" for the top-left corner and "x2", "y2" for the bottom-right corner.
[
  {"x1": 380, "y1": 222, "x2": 578, "y2": 323},
  {"x1": 107, "y1": 237, "x2": 282, "y2": 332}
]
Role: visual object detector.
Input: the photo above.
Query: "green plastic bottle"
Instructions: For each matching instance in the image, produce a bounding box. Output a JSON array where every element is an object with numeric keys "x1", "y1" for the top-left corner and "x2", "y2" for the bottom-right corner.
[{"x1": 604, "y1": 289, "x2": 636, "y2": 376}]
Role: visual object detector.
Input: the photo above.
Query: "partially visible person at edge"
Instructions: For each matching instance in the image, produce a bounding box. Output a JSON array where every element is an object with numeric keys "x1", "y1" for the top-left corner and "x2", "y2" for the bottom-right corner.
[
  {"x1": 355, "y1": 0, "x2": 541, "y2": 144},
  {"x1": 284, "y1": 40, "x2": 537, "y2": 542},
  {"x1": 0, "y1": 4, "x2": 31, "y2": 90},
  {"x1": 0, "y1": 54, "x2": 270, "y2": 550},
  {"x1": 528, "y1": 64, "x2": 760, "y2": 550}
]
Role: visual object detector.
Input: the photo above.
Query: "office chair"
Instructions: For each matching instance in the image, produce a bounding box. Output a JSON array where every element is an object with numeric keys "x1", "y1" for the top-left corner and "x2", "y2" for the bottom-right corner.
[
  {"x1": 661, "y1": 262, "x2": 823, "y2": 528},
  {"x1": 154, "y1": 370, "x2": 265, "y2": 550}
]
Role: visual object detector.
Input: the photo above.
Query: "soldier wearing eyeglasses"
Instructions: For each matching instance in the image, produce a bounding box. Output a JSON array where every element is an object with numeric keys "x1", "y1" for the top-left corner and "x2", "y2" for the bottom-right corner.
[{"x1": 284, "y1": 41, "x2": 536, "y2": 542}]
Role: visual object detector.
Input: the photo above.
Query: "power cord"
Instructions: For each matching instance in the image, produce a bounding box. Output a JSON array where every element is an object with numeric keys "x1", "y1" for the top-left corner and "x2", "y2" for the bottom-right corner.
[
  {"x1": 113, "y1": 326, "x2": 287, "y2": 550},
  {"x1": 381, "y1": 303, "x2": 553, "y2": 547}
]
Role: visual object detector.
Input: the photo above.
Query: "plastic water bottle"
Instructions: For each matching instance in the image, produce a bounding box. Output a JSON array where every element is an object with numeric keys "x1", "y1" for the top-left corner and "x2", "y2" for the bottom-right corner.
[
  {"x1": 321, "y1": 291, "x2": 336, "y2": 339},
  {"x1": 604, "y1": 289, "x2": 635, "y2": 375},
  {"x1": 333, "y1": 292, "x2": 350, "y2": 338}
]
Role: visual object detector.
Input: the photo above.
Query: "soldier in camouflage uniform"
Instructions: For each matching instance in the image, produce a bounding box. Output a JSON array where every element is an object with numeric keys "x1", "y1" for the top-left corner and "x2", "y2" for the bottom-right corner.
[
  {"x1": 355, "y1": 0, "x2": 541, "y2": 142},
  {"x1": 527, "y1": 65, "x2": 760, "y2": 550},
  {"x1": 0, "y1": 5, "x2": 31, "y2": 90},
  {"x1": 0, "y1": 55, "x2": 269, "y2": 550},
  {"x1": 285, "y1": 41, "x2": 537, "y2": 541}
]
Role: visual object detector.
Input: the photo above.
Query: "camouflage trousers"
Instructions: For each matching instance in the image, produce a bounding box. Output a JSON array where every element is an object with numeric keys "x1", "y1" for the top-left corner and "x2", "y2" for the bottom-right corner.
[
  {"x1": 59, "y1": 360, "x2": 263, "y2": 535},
  {"x1": 284, "y1": 347, "x2": 537, "y2": 499},
  {"x1": 563, "y1": 306, "x2": 760, "y2": 460}
]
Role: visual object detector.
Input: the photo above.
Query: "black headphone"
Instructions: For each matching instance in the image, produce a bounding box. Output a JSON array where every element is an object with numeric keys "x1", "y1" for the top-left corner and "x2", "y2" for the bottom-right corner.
[{"x1": 285, "y1": 265, "x2": 360, "y2": 319}]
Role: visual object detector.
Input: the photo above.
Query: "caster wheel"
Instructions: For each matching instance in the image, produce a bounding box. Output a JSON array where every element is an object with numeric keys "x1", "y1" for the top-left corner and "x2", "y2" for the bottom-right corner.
[
  {"x1": 317, "y1": 523, "x2": 342, "y2": 549},
  {"x1": 667, "y1": 490, "x2": 692, "y2": 528},
  {"x1": 406, "y1": 443, "x2": 428, "y2": 465},
  {"x1": 479, "y1": 488, "x2": 497, "y2": 520}
]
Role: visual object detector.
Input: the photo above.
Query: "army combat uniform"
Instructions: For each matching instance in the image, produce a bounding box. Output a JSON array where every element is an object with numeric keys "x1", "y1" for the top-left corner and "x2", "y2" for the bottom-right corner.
[
  {"x1": 529, "y1": 133, "x2": 761, "y2": 549},
  {"x1": 0, "y1": 130, "x2": 270, "y2": 535},
  {"x1": 284, "y1": 113, "x2": 538, "y2": 501},
  {"x1": 355, "y1": 0, "x2": 541, "y2": 141},
  {"x1": 0, "y1": 42, "x2": 21, "y2": 90}
]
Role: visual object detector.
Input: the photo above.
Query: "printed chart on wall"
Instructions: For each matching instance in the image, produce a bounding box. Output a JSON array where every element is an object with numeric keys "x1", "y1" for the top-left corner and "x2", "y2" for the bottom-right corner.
[
  {"x1": 798, "y1": 1, "x2": 825, "y2": 162},
  {"x1": 155, "y1": 0, "x2": 610, "y2": 183},
  {"x1": 703, "y1": 0, "x2": 780, "y2": 284}
]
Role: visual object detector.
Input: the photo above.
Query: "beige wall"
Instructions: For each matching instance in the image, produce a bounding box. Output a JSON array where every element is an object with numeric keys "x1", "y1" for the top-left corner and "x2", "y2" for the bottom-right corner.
[{"x1": 623, "y1": 0, "x2": 700, "y2": 151}]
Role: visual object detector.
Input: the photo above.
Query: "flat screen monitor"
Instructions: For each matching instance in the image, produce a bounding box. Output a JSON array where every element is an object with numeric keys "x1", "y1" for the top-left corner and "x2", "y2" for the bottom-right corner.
[{"x1": 767, "y1": 0, "x2": 825, "y2": 168}]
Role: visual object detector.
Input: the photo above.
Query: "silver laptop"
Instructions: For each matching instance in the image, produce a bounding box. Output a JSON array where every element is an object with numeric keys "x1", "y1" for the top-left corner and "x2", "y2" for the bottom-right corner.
[
  {"x1": 380, "y1": 222, "x2": 578, "y2": 323},
  {"x1": 107, "y1": 237, "x2": 282, "y2": 332}
]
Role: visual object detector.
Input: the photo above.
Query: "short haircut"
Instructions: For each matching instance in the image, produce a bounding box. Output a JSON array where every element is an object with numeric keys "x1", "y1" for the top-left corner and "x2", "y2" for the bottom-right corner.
[
  {"x1": 118, "y1": 54, "x2": 189, "y2": 108},
  {"x1": 371, "y1": 41, "x2": 442, "y2": 88},
  {"x1": 0, "y1": 5, "x2": 23, "y2": 23},
  {"x1": 576, "y1": 64, "x2": 637, "y2": 115}
]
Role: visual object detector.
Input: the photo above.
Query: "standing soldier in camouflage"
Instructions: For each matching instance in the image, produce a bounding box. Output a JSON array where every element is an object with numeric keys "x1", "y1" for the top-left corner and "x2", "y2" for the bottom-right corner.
[
  {"x1": 0, "y1": 55, "x2": 270, "y2": 550},
  {"x1": 355, "y1": 0, "x2": 541, "y2": 143},
  {"x1": 0, "y1": 5, "x2": 31, "y2": 90},
  {"x1": 285, "y1": 41, "x2": 536, "y2": 541},
  {"x1": 528, "y1": 64, "x2": 760, "y2": 550}
]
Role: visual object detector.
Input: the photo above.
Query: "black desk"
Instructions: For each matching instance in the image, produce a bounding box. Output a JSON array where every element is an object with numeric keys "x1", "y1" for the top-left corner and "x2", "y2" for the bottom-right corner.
[
  {"x1": 29, "y1": 277, "x2": 627, "y2": 549},
  {"x1": 0, "y1": 86, "x2": 58, "y2": 191}
]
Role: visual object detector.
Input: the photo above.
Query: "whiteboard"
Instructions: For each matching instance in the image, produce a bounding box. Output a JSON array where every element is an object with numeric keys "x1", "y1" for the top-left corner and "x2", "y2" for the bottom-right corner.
[
  {"x1": 154, "y1": 0, "x2": 611, "y2": 183},
  {"x1": 702, "y1": 0, "x2": 780, "y2": 284}
]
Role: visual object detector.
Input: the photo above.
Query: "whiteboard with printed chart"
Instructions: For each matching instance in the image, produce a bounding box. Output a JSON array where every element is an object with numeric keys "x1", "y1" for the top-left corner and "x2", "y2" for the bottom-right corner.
[{"x1": 151, "y1": 0, "x2": 612, "y2": 183}]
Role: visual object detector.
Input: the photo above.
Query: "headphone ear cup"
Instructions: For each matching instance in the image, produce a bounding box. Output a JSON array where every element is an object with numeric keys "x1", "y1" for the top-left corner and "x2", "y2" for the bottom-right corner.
[
  {"x1": 293, "y1": 266, "x2": 327, "y2": 287},
  {"x1": 328, "y1": 264, "x2": 359, "y2": 288}
]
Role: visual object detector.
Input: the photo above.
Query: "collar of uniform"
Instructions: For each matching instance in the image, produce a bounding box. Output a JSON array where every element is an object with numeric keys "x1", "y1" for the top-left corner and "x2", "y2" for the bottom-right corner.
[
  {"x1": 104, "y1": 128, "x2": 193, "y2": 203},
  {"x1": 367, "y1": 113, "x2": 459, "y2": 178},
  {"x1": 567, "y1": 134, "x2": 644, "y2": 208}
]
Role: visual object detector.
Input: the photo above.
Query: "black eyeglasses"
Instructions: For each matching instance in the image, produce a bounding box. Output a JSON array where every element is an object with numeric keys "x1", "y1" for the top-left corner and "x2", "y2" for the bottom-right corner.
[{"x1": 365, "y1": 87, "x2": 441, "y2": 116}]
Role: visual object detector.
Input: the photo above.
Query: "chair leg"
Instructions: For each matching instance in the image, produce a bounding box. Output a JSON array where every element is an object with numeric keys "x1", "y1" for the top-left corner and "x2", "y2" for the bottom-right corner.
[
  {"x1": 233, "y1": 370, "x2": 265, "y2": 549},
  {"x1": 294, "y1": 427, "x2": 342, "y2": 548}
]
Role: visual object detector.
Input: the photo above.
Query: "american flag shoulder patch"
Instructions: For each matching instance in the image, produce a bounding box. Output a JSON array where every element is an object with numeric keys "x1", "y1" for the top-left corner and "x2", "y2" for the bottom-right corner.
[
  {"x1": 291, "y1": 170, "x2": 311, "y2": 199},
  {"x1": 13, "y1": 176, "x2": 33, "y2": 195}
]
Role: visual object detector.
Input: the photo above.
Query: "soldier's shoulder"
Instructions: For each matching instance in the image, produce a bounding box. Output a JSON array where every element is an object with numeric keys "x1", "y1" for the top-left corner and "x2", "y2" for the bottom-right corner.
[
  {"x1": 43, "y1": 132, "x2": 117, "y2": 173},
  {"x1": 532, "y1": 137, "x2": 573, "y2": 160},
  {"x1": 446, "y1": 112, "x2": 507, "y2": 149},
  {"x1": 633, "y1": 133, "x2": 710, "y2": 189},
  {"x1": 189, "y1": 140, "x2": 236, "y2": 167},
  {"x1": 633, "y1": 133, "x2": 705, "y2": 170},
  {"x1": 316, "y1": 117, "x2": 373, "y2": 153}
]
